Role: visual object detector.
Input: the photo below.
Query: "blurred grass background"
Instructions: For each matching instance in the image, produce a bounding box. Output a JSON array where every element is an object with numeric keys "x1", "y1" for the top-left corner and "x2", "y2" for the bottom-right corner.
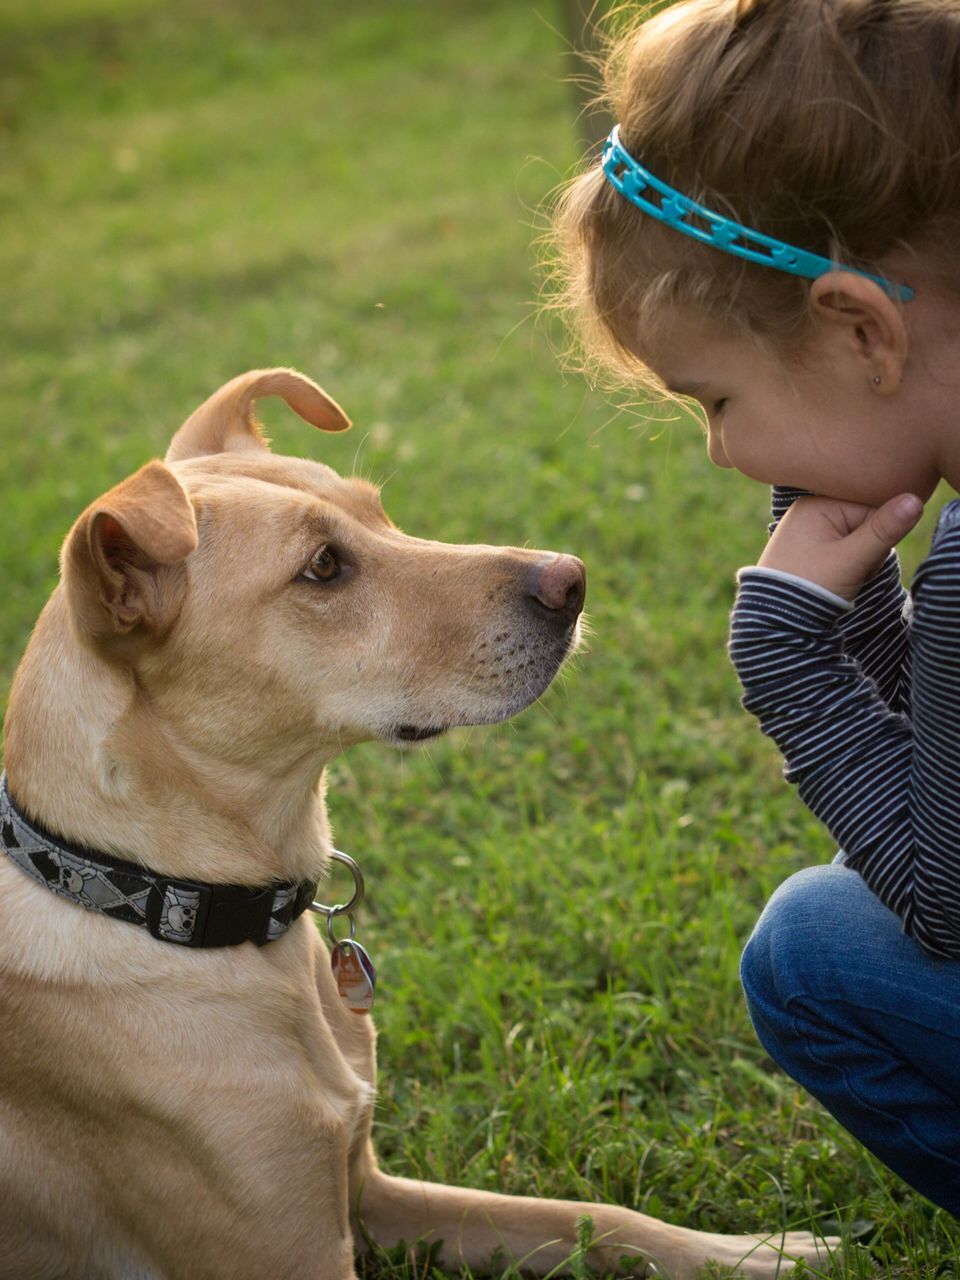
[{"x1": 2, "y1": 1, "x2": 959, "y2": 1275}]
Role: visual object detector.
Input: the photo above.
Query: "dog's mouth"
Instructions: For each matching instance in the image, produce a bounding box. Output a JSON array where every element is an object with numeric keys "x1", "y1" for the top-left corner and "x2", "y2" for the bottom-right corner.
[
  {"x1": 385, "y1": 628, "x2": 581, "y2": 748},
  {"x1": 394, "y1": 723, "x2": 448, "y2": 743}
]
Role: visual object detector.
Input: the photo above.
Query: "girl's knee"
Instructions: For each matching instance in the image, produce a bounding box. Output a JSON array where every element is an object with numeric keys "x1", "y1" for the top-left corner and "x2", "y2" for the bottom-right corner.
[{"x1": 740, "y1": 862, "x2": 881, "y2": 1008}]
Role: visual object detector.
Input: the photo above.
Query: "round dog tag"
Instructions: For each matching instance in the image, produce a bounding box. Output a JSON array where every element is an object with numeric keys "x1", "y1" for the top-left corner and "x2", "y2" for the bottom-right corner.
[{"x1": 330, "y1": 939, "x2": 377, "y2": 1014}]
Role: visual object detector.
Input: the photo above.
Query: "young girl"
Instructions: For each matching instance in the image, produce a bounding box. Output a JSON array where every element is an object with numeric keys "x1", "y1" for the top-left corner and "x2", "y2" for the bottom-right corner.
[{"x1": 551, "y1": 0, "x2": 960, "y2": 1216}]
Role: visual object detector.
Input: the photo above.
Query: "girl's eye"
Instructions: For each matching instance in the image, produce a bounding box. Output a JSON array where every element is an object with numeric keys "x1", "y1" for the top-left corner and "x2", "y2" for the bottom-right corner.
[{"x1": 302, "y1": 545, "x2": 341, "y2": 583}]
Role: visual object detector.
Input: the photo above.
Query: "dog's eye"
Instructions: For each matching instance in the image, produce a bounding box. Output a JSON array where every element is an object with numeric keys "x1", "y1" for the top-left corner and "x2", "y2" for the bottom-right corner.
[{"x1": 302, "y1": 545, "x2": 341, "y2": 583}]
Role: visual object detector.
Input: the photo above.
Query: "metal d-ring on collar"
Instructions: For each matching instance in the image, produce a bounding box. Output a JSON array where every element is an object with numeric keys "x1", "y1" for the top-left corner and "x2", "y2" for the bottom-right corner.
[{"x1": 309, "y1": 848, "x2": 365, "y2": 944}]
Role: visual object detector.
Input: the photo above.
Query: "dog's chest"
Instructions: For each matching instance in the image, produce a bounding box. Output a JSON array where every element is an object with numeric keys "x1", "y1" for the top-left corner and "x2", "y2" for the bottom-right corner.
[{"x1": 1, "y1": 908, "x2": 377, "y2": 1274}]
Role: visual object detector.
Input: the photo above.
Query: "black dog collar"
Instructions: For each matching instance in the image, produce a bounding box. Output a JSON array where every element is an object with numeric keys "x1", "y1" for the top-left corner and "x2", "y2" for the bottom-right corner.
[{"x1": 0, "y1": 774, "x2": 317, "y2": 948}]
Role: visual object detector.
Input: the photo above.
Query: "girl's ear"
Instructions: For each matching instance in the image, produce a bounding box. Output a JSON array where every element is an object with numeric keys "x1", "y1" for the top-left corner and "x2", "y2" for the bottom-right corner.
[{"x1": 809, "y1": 272, "x2": 909, "y2": 395}]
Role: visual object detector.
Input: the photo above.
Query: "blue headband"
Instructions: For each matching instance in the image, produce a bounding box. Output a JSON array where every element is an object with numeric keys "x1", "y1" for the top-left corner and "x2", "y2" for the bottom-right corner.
[{"x1": 601, "y1": 125, "x2": 914, "y2": 303}]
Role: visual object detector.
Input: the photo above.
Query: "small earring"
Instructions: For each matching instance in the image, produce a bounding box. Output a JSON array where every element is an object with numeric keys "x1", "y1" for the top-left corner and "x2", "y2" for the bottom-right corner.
[{"x1": 872, "y1": 375, "x2": 882, "y2": 386}]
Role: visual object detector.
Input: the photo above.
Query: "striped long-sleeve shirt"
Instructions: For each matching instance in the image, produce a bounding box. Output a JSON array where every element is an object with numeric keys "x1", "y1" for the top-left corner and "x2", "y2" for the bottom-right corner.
[{"x1": 728, "y1": 487, "x2": 960, "y2": 960}]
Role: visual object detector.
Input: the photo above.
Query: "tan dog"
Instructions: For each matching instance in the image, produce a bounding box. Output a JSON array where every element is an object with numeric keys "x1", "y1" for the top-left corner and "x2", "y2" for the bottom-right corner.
[{"x1": 0, "y1": 370, "x2": 832, "y2": 1280}]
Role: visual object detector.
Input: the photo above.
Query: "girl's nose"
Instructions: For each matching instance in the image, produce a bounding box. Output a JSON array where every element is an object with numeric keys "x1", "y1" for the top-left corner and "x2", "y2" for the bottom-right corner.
[{"x1": 706, "y1": 426, "x2": 734, "y2": 470}]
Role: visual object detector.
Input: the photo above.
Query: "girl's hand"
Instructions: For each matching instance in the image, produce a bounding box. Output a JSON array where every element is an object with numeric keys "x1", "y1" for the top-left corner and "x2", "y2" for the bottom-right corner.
[{"x1": 758, "y1": 493, "x2": 924, "y2": 600}]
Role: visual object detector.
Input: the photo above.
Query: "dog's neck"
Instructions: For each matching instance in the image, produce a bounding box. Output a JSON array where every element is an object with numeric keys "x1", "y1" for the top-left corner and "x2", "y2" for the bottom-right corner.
[{"x1": 3, "y1": 592, "x2": 333, "y2": 886}]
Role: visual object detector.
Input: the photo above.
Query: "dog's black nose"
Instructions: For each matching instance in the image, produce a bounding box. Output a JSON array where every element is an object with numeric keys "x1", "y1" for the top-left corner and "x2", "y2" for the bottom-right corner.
[{"x1": 529, "y1": 554, "x2": 586, "y2": 621}]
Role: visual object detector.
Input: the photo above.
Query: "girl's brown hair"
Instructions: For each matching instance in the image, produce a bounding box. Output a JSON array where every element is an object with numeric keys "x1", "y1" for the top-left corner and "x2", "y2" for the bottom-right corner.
[{"x1": 547, "y1": 0, "x2": 960, "y2": 384}]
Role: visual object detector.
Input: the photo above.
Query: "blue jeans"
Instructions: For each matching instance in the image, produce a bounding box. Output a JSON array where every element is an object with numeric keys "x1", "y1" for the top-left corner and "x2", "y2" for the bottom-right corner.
[{"x1": 740, "y1": 862, "x2": 960, "y2": 1215}]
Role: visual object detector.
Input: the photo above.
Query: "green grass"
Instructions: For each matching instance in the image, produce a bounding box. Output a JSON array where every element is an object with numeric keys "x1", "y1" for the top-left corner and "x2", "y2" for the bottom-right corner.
[{"x1": 3, "y1": 1, "x2": 959, "y2": 1275}]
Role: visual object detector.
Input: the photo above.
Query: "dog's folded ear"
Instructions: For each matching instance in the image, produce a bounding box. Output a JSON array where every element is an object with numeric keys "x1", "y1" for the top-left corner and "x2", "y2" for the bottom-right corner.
[
  {"x1": 62, "y1": 461, "x2": 198, "y2": 644},
  {"x1": 165, "y1": 368, "x2": 351, "y2": 464}
]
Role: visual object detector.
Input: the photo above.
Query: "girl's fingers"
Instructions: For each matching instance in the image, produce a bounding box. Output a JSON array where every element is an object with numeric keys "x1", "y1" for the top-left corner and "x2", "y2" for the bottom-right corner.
[
  {"x1": 758, "y1": 493, "x2": 924, "y2": 599},
  {"x1": 834, "y1": 494, "x2": 924, "y2": 589},
  {"x1": 861, "y1": 494, "x2": 924, "y2": 552}
]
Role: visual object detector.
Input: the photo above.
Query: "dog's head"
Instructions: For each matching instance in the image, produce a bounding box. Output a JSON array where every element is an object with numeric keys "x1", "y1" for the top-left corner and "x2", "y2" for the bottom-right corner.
[{"x1": 59, "y1": 369, "x2": 584, "y2": 768}]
